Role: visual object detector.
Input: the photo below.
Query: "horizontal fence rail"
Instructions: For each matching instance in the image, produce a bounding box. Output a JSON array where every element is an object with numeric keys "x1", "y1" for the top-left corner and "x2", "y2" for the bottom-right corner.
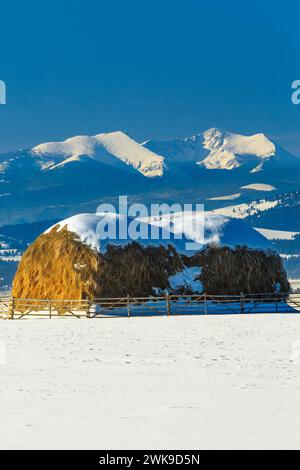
[{"x1": 1, "y1": 292, "x2": 300, "y2": 319}]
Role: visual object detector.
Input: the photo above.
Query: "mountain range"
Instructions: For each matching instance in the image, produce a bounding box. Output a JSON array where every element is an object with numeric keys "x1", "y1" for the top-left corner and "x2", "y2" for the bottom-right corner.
[{"x1": 1, "y1": 127, "x2": 300, "y2": 225}]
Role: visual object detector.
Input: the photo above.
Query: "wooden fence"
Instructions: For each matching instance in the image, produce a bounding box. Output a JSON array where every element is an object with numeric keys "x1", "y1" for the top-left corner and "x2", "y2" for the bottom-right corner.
[{"x1": 1, "y1": 292, "x2": 300, "y2": 319}]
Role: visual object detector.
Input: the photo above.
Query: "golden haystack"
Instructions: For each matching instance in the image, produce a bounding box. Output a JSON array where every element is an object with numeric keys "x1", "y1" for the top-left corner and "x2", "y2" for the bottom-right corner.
[{"x1": 12, "y1": 226, "x2": 101, "y2": 313}]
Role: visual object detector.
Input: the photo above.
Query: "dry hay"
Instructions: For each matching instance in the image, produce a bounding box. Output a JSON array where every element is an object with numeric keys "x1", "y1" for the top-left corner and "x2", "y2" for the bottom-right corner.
[
  {"x1": 187, "y1": 244, "x2": 290, "y2": 296},
  {"x1": 12, "y1": 226, "x2": 102, "y2": 313},
  {"x1": 97, "y1": 242, "x2": 184, "y2": 298}
]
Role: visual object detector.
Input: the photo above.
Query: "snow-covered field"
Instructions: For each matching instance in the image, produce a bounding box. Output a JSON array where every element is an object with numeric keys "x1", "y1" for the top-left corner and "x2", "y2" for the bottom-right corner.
[
  {"x1": 1, "y1": 314, "x2": 300, "y2": 450},
  {"x1": 208, "y1": 193, "x2": 241, "y2": 201},
  {"x1": 240, "y1": 183, "x2": 276, "y2": 192},
  {"x1": 254, "y1": 227, "x2": 300, "y2": 240}
]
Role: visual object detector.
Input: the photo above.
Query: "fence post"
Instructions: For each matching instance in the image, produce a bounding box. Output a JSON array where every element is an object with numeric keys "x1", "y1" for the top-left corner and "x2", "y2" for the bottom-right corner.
[
  {"x1": 275, "y1": 292, "x2": 278, "y2": 313},
  {"x1": 127, "y1": 294, "x2": 131, "y2": 318},
  {"x1": 8, "y1": 297, "x2": 14, "y2": 320},
  {"x1": 204, "y1": 292, "x2": 207, "y2": 315},
  {"x1": 49, "y1": 301, "x2": 52, "y2": 319},
  {"x1": 240, "y1": 292, "x2": 245, "y2": 314},
  {"x1": 166, "y1": 293, "x2": 171, "y2": 316},
  {"x1": 86, "y1": 300, "x2": 91, "y2": 319}
]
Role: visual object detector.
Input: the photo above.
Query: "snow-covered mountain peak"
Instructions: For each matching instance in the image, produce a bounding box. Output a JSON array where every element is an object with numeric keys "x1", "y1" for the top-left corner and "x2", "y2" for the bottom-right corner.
[
  {"x1": 32, "y1": 134, "x2": 96, "y2": 157},
  {"x1": 200, "y1": 128, "x2": 276, "y2": 170},
  {"x1": 143, "y1": 128, "x2": 282, "y2": 171},
  {"x1": 32, "y1": 131, "x2": 165, "y2": 177},
  {"x1": 94, "y1": 131, "x2": 165, "y2": 177}
]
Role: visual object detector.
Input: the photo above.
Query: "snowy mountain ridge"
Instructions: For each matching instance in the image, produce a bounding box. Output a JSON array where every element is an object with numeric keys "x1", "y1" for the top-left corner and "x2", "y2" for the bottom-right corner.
[
  {"x1": 32, "y1": 131, "x2": 165, "y2": 177},
  {"x1": 1, "y1": 126, "x2": 300, "y2": 226},
  {"x1": 145, "y1": 127, "x2": 299, "y2": 172},
  {"x1": 200, "y1": 128, "x2": 276, "y2": 170}
]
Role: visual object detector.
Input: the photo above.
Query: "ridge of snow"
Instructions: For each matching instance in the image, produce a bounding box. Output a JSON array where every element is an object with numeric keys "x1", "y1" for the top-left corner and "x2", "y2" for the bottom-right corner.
[
  {"x1": 254, "y1": 227, "x2": 300, "y2": 240},
  {"x1": 208, "y1": 193, "x2": 241, "y2": 201},
  {"x1": 240, "y1": 183, "x2": 276, "y2": 192},
  {"x1": 32, "y1": 131, "x2": 165, "y2": 177},
  {"x1": 199, "y1": 128, "x2": 276, "y2": 170}
]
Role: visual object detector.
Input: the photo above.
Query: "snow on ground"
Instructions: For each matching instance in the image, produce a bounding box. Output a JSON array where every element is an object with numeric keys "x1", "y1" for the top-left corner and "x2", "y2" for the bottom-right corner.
[
  {"x1": 168, "y1": 266, "x2": 202, "y2": 292},
  {"x1": 0, "y1": 256, "x2": 21, "y2": 262},
  {"x1": 208, "y1": 193, "x2": 241, "y2": 201},
  {"x1": 241, "y1": 183, "x2": 276, "y2": 191},
  {"x1": 254, "y1": 227, "x2": 300, "y2": 240},
  {"x1": 211, "y1": 199, "x2": 279, "y2": 219},
  {"x1": 290, "y1": 279, "x2": 300, "y2": 291},
  {"x1": 1, "y1": 314, "x2": 300, "y2": 449}
]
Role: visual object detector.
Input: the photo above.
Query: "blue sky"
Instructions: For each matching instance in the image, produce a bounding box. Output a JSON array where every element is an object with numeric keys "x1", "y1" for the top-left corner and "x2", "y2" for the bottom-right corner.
[{"x1": 0, "y1": 0, "x2": 300, "y2": 154}]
